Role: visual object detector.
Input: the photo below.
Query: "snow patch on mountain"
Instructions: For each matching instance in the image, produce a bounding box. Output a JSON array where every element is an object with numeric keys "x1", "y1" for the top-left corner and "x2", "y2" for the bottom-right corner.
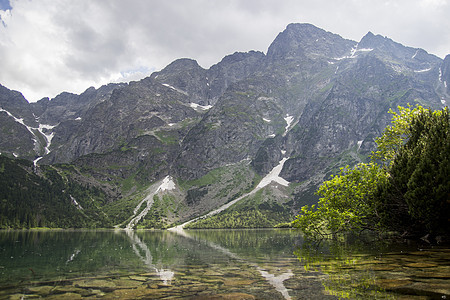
[
  {"x1": 125, "y1": 176, "x2": 176, "y2": 230},
  {"x1": 169, "y1": 157, "x2": 290, "y2": 231},
  {"x1": 357, "y1": 140, "x2": 363, "y2": 150},
  {"x1": 70, "y1": 195, "x2": 83, "y2": 210},
  {"x1": 0, "y1": 108, "x2": 55, "y2": 156},
  {"x1": 190, "y1": 103, "x2": 212, "y2": 110},
  {"x1": 284, "y1": 115, "x2": 293, "y2": 132},
  {"x1": 0, "y1": 108, "x2": 32, "y2": 131},
  {"x1": 38, "y1": 124, "x2": 56, "y2": 154},
  {"x1": 126, "y1": 190, "x2": 156, "y2": 230},
  {"x1": 256, "y1": 157, "x2": 289, "y2": 188},
  {"x1": 157, "y1": 176, "x2": 176, "y2": 192},
  {"x1": 162, "y1": 83, "x2": 188, "y2": 96},
  {"x1": 414, "y1": 68, "x2": 432, "y2": 73},
  {"x1": 33, "y1": 157, "x2": 43, "y2": 169},
  {"x1": 351, "y1": 47, "x2": 373, "y2": 56},
  {"x1": 334, "y1": 46, "x2": 373, "y2": 61}
]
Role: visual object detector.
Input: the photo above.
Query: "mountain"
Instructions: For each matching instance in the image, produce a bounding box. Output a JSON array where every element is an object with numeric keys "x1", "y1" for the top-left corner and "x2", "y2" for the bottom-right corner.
[{"x1": 0, "y1": 23, "x2": 448, "y2": 229}]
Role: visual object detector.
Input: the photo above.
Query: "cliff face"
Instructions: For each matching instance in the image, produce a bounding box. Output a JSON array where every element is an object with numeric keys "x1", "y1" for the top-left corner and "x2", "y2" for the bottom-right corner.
[
  {"x1": 441, "y1": 55, "x2": 450, "y2": 98},
  {"x1": 0, "y1": 23, "x2": 448, "y2": 226}
]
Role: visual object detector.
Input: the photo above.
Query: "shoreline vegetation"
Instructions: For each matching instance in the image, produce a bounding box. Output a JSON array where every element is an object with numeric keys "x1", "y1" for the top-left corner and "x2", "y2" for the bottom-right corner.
[{"x1": 293, "y1": 105, "x2": 449, "y2": 244}]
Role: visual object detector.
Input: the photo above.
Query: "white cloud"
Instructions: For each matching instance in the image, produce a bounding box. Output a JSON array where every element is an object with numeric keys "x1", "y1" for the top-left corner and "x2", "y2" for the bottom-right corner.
[{"x1": 0, "y1": 0, "x2": 449, "y2": 102}]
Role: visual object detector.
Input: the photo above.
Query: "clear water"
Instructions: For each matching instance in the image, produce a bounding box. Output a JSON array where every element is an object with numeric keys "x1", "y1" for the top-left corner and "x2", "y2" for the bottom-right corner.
[{"x1": 0, "y1": 229, "x2": 448, "y2": 299}]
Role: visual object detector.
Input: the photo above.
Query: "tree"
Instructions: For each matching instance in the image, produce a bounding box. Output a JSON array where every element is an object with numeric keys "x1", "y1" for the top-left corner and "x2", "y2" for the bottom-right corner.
[
  {"x1": 377, "y1": 107, "x2": 449, "y2": 235},
  {"x1": 294, "y1": 105, "x2": 449, "y2": 239},
  {"x1": 293, "y1": 163, "x2": 387, "y2": 238},
  {"x1": 372, "y1": 104, "x2": 427, "y2": 165}
]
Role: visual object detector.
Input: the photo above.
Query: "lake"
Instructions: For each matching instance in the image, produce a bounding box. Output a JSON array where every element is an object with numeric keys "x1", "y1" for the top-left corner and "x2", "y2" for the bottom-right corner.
[{"x1": 0, "y1": 229, "x2": 448, "y2": 299}]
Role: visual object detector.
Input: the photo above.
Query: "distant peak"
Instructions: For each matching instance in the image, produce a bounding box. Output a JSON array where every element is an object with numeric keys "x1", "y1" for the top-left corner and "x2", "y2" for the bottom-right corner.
[
  {"x1": 286, "y1": 23, "x2": 319, "y2": 30},
  {"x1": 364, "y1": 31, "x2": 375, "y2": 37},
  {"x1": 83, "y1": 86, "x2": 96, "y2": 94},
  {"x1": 267, "y1": 23, "x2": 355, "y2": 60},
  {"x1": 283, "y1": 23, "x2": 327, "y2": 36},
  {"x1": 218, "y1": 50, "x2": 265, "y2": 65},
  {"x1": 359, "y1": 31, "x2": 384, "y2": 44},
  {"x1": 358, "y1": 31, "x2": 399, "y2": 51},
  {"x1": 163, "y1": 58, "x2": 203, "y2": 72}
]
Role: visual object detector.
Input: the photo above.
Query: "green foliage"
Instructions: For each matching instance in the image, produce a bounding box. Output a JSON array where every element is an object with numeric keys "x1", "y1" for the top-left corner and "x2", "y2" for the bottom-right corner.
[
  {"x1": 235, "y1": 90, "x2": 256, "y2": 98},
  {"x1": 377, "y1": 107, "x2": 449, "y2": 234},
  {"x1": 293, "y1": 163, "x2": 387, "y2": 238},
  {"x1": 179, "y1": 167, "x2": 226, "y2": 189},
  {"x1": 371, "y1": 104, "x2": 427, "y2": 165},
  {"x1": 294, "y1": 105, "x2": 449, "y2": 238},
  {"x1": 101, "y1": 196, "x2": 136, "y2": 226},
  {"x1": 0, "y1": 156, "x2": 112, "y2": 229},
  {"x1": 186, "y1": 189, "x2": 292, "y2": 229},
  {"x1": 185, "y1": 207, "x2": 291, "y2": 229},
  {"x1": 293, "y1": 234, "x2": 398, "y2": 299},
  {"x1": 154, "y1": 130, "x2": 179, "y2": 145},
  {"x1": 138, "y1": 194, "x2": 180, "y2": 229}
]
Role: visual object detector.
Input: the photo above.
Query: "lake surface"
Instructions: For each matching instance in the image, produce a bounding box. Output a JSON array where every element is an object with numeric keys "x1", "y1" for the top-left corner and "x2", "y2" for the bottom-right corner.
[{"x1": 0, "y1": 229, "x2": 448, "y2": 299}]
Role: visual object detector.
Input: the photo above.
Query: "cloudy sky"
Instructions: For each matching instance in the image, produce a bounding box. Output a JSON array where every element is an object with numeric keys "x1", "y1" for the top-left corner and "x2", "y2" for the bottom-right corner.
[{"x1": 0, "y1": 0, "x2": 449, "y2": 102}]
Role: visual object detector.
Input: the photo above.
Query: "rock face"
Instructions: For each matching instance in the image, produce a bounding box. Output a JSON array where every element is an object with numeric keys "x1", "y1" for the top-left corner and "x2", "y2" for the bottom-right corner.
[
  {"x1": 441, "y1": 55, "x2": 450, "y2": 96},
  {"x1": 0, "y1": 23, "x2": 448, "y2": 224}
]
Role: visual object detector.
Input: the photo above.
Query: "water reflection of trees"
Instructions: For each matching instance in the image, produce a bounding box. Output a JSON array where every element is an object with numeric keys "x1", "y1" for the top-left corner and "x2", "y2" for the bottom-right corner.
[
  {"x1": 293, "y1": 234, "x2": 436, "y2": 299},
  {"x1": 0, "y1": 230, "x2": 141, "y2": 284}
]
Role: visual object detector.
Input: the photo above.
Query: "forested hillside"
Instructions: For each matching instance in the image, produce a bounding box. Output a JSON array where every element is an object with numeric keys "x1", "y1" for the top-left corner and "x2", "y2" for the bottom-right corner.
[{"x1": 0, "y1": 156, "x2": 112, "y2": 228}]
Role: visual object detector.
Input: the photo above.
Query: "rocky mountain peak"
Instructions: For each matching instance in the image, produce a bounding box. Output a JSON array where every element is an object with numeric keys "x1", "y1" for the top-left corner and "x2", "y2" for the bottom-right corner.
[
  {"x1": 266, "y1": 23, "x2": 355, "y2": 60},
  {"x1": 32, "y1": 83, "x2": 122, "y2": 125},
  {"x1": 0, "y1": 84, "x2": 36, "y2": 126},
  {"x1": 357, "y1": 31, "x2": 409, "y2": 58},
  {"x1": 358, "y1": 31, "x2": 440, "y2": 66},
  {"x1": 358, "y1": 31, "x2": 380, "y2": 47},
  {"x1": 0, "y1": 84, "x2": 29, "y2": 110},
  {"x1": 157, "y1": 58, "x2": 203, "y2": 74},
  {"x1": 444, "y1": 54, "x2": 450, "y2": 64},
  {"x1": 206, "y1": 51, "x2": 264, "y2": 102},
  {"x1": 216, "y1": 51, "x2": 265, "y2": 65}
]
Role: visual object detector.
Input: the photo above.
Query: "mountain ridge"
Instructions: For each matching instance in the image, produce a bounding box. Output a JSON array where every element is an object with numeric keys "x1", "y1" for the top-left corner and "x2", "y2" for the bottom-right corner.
[{"x1": 0, "y1": 23, "x2": 448, "y2": 229}]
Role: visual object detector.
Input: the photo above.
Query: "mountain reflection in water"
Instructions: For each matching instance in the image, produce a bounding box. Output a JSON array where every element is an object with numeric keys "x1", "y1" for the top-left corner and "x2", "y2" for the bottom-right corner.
[{"x1": 0, "y1": 229, "x2": 448, "y2": 299}]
